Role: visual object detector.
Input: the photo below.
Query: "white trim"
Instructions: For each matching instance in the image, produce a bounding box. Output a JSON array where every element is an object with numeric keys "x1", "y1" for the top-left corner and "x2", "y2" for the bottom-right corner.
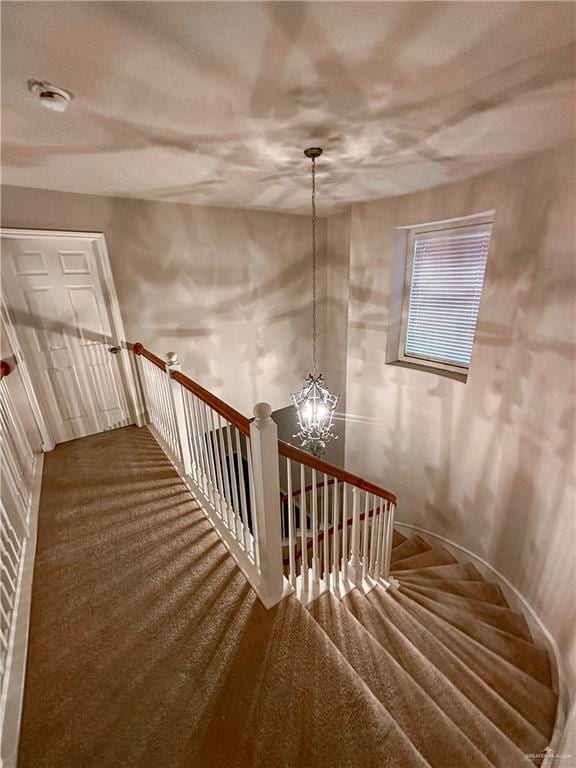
[
  {"x1": 396, "y1": 211, "x2": 496, "y2": 231},
  {"x1": 0, "y1": 453, "x2": 43, "y2": 768},
  {"x1": 397, "y1": 217, "x2": 493, "y2": 375},
  {"x1": 395, "y1": 519, "x2": 567, "y2": 758},
  {"x1": 90, "y1": 235, "x2": 146, "y2": 428},
  {"x1": 0, "y1": 228, "x2": 145, "y2": 434}
]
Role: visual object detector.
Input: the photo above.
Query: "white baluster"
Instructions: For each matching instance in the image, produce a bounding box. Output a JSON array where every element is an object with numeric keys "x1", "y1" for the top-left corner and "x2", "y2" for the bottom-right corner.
[
  {"x1": 209, "y1": 409, "x2": 227, "y2": 522},
  {"x1": 192, "y1": 396, "x2": 210, "y2": 498},
  {"x1": 323, "y1": 473, "x2": 330, "y2": 591},
  {"x1": 341, "y1": 483, "x2": 349, "y2": 580},
  {"x1": 311, "y1": 469, "x2": 319, "y2": 584},
  {"x1": 369, "y1": 494, "x2": 379, "y2": 579},
  {"x1": 332, "y1": 480, "x2": 340, "y2": 590},
  {"x1": 184, "y1": 391, "x2": 201, "y2": 487},
  {"x1": 362, "y1": 492, "x2": 370, "y2": 579},
  {"x1": 374, "y1": 497, "x2": 385, "y2": 581},
  {"x1": 235, "y1": 428, "x2": 251, "y2": 557},
  {"x1": 249, "y1": 403, "x2": 284, "y2": 608},
  {"x1": 286, "y1": 457, "x2": 296, "y2": 587},
  {"x1": 245, "y1": 437, "x2": 259, "y2": 568},
  {"x1": 201, "y1": 402, "x2": 219, "y2": 511},
  {"x1": 225, "y1": 421, "x2": 242, "y2": 542},
  {"x1": 165, "y1": 352, "x2": 192, "y2": 476},
  {"x1": 300, "y1": 463, "x2": 308, "y2": 593},
  {"x1": 383, "y1": 502, "x2": 398, "y2": 586},
  {"x1": 216, "y1": 414, "x2": 234, "y2": 530},
  {"x1": 348, "y1": 487, "x2": 362, "y2": 585}
]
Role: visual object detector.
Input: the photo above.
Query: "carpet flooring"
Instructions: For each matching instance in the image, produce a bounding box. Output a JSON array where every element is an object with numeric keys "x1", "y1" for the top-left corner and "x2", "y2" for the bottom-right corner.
[{"x1": 18, "y1": 426, "x2": 557, "y2": 767}]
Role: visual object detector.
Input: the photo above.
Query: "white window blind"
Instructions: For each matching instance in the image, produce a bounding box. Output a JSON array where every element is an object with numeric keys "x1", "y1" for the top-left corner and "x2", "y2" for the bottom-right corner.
[{"x1": 404, "y1": 223, "x2": 492, "y2": 368}]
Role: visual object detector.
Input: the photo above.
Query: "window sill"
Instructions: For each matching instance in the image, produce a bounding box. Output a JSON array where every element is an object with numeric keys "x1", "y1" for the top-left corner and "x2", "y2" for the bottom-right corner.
[{"x1": 386, "y1": 358, "x2": 468, "y2": 383}]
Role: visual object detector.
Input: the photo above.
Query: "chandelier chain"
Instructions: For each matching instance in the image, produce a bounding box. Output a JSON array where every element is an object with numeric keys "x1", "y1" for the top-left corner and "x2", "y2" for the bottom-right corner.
[{"x1": 312, "y1": 155, "x2": 317, "y2": 376}]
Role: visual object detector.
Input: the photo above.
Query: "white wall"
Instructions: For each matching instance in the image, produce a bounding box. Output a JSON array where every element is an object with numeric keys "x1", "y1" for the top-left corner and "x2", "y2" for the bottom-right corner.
[
  {"x1": 342, "y1": 141, "x2": 576, "y2": 730},
  {"x1": 1, "y1": 187, "x2": 331, "y2": 416}
]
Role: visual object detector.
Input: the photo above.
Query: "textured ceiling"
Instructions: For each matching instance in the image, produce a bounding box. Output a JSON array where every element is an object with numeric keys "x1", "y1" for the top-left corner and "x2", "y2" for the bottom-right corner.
[{"x1": 2, "y1": 1, "x2": 575, "y2": 214}]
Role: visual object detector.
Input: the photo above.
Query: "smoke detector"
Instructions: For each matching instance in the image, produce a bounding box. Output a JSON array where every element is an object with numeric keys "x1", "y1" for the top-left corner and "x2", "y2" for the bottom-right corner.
[{"x1": 28, "y1": 79, "x2": 73, "y2": 112}]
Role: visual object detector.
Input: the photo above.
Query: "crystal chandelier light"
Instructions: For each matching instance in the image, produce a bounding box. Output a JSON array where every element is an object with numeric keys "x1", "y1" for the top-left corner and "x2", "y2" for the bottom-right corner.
[{"x1": 291, "y1": 147, "x2": 339, "y2": 456}]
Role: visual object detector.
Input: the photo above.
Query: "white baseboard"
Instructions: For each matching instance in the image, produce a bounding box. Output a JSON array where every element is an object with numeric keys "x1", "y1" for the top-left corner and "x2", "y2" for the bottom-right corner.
[
  {"x1": 0, "y1": 453, "x2": 43, "y2": 768},
  {"x1": 395, "y1": 520, "x2": 568, "y2": 760}
]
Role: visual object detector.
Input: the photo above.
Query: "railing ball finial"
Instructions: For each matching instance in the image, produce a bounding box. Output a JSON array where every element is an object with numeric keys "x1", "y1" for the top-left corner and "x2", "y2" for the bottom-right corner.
[
  {"x1": 166, "y1": 351, "x2": 179, "y2": 366},
  {"x1": 0, "y1": 360, "x2": 12, "y2": 378},
  {"x1": 253, "y1": 401, "x2": 272, "y2": 425},
  {"x1": 132, "y1": 342, "x2": 143, "y2": 355}
]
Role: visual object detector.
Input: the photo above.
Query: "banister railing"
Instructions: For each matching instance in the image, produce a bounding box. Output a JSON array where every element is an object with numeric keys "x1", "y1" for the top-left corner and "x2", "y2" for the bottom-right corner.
[
  {"x1": 278, "y1": 439, "x2": 396, "y2": 504},
  {"x1": 281, "y1": 496, "x2": 385, "y2": 564},
  {"x1": 132, "y1": 343, "x2": 397, "y2": 607},
  {"x1": 0, "y1": 340, "x2": 39, "y2": 726},
  {"x1": 171, "y1": 371, "x2": 250, "y2": 436},
  {"x1": 133, "y1": 343, "x2": 283, "y2": 608}
]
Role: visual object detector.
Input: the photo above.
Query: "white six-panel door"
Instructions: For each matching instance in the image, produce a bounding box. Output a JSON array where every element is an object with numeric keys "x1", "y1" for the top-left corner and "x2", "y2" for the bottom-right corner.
[{"x1": 1, "y1": 234, "x2": 131, "y2": 444}]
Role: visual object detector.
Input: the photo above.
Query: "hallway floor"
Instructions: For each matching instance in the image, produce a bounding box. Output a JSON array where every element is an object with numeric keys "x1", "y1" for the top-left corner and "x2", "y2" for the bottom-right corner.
[
  {"x1": 19, "y1": 427, "x2": 423, "y2": 768},
  {"x1": 19, "y1": 426, "x2": 556, "y2": 767}
]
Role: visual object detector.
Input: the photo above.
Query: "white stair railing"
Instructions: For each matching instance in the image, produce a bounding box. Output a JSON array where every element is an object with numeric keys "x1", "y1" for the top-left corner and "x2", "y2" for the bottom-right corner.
[
  {"x1": 132, "y1": 343, "x2": 397, "y2": 609},
  {"x1": 279, "y1": 443, "x2": 397, "y2": 604},
  {"x1": 133, "y1": 345, "x2": 285, "y2": 608},
  {"x1": 0, "y1": 354, "x2": 43, "y2": 763}
]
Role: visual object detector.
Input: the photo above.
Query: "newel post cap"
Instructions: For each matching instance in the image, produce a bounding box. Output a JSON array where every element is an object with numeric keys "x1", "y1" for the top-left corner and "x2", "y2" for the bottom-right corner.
[
  {"x1": 166, "y1": 351, "x2": 179, "y2": 366},
  {"x1": 253, "y1": 402, "x2": 272, "y2": 424}
]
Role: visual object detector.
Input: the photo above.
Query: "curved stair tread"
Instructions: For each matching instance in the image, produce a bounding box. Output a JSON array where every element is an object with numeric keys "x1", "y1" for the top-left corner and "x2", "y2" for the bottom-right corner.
[
  {"x1": 362, "y1": 588, "x2": 555, "y2": 747},
  {"x1": 400, "y1": 583, "x2": 532, "y2": 640},
  {"x1": 394, "y1": 562, "x2": 485, "y2": 581},
  {"x1": 391, "y1": 548, "x2": 458, "y2": 572},
  {"x1": 395, "y1": 578, "x2": 509, "y2": 606},
  {"x1": 383, "y1": 590, "x2": 557, "y2": 736},
  {"x1": 398, "y1": 588, "x2": 549, "y2": 682},
  {"x1": 310, "y1": 593, "x2": 494, "y2": 768},
  {"x1": 340, "y1": 591, "x2": 534, "y2": 767},
  {"x1": 393, "y1": 530, "x2": 408, "y2": 548},
  {"x1": 391, "y1": 535, "x2": 432, "y2": 563}
]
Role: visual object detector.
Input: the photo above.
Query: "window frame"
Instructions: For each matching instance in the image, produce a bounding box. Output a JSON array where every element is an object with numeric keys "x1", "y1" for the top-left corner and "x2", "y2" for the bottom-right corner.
[{"x1": 397, "y1": 214, "x2": 494, "y2": 376}]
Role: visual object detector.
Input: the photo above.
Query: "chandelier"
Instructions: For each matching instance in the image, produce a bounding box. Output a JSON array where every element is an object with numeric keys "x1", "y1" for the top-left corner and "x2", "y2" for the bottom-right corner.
[{"x1": 291, "y1": 147, "x2": 338, "y2": 456}]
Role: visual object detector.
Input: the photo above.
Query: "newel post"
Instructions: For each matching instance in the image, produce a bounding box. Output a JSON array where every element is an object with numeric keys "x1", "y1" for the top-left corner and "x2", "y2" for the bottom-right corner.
[
  {"x1": 250, "y1": 402, "x2": 285, "y2": 609},
  {"x1": 165, "y1": 351, "x2": 192, "y2": 476}
]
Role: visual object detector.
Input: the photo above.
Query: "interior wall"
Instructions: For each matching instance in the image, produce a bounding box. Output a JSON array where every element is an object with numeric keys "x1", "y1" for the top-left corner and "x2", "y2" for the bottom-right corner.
[
  {"x1": 0, "y1": 186, "x2": 327, "y2": 416},
  {"x1": 324, "y1": 210, "x2": 351, "y2": 416},
  {"x1": 342, "y1": 142, "x2": 576, "y2": 723}
]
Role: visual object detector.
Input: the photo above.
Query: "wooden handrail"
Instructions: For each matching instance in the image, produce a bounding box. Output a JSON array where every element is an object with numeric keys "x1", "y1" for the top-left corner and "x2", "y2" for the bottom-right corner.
[
  {"x1": 171, "y1": 371, "x2": 251, "y2": 436},
  {"x1": 132, "y1": 342, "x2": 395, "y2": 502},
  {"x1": 278, "y1": 440, "x2": 396, "y2": 505},
  {"x1": 132, "y1": 343, "x2": 250, "y2": 435},
  {"x1": 133, "y1": 343, "x2": 166, "y2": 371}
]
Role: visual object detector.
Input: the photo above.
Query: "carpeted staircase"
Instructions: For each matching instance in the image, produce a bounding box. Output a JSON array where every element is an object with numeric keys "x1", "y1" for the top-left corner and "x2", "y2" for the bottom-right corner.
[
  {"x1": 18, "y1": 427, "x2": 557, "y2": 768},
  {"x1": 311, "y1": 530, "x2": 557, "y2": 767}
]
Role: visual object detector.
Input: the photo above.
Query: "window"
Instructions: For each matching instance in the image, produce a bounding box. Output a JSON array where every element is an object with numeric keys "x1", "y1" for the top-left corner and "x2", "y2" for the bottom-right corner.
[{"x1": 398, "y1": 217, "x2": 493, "y2": 374}]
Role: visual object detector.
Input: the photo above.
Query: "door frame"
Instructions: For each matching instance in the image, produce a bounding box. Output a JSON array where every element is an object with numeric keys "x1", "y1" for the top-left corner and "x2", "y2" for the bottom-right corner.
[{"x1": 1, "y1": 228, "x2": 146, "y2": 447}]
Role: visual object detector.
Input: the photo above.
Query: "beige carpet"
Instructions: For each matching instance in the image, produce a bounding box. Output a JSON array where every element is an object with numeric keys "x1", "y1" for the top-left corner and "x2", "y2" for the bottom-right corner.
[{"x1": 19, "y1": 426, "x2": 557, "y2": 767}]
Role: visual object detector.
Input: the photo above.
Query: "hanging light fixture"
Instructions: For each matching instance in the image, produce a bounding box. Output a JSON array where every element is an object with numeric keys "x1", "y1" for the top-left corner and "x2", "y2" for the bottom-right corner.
[{"x1": 291, "y1": 147, "x2": 338, "y2": 456}]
